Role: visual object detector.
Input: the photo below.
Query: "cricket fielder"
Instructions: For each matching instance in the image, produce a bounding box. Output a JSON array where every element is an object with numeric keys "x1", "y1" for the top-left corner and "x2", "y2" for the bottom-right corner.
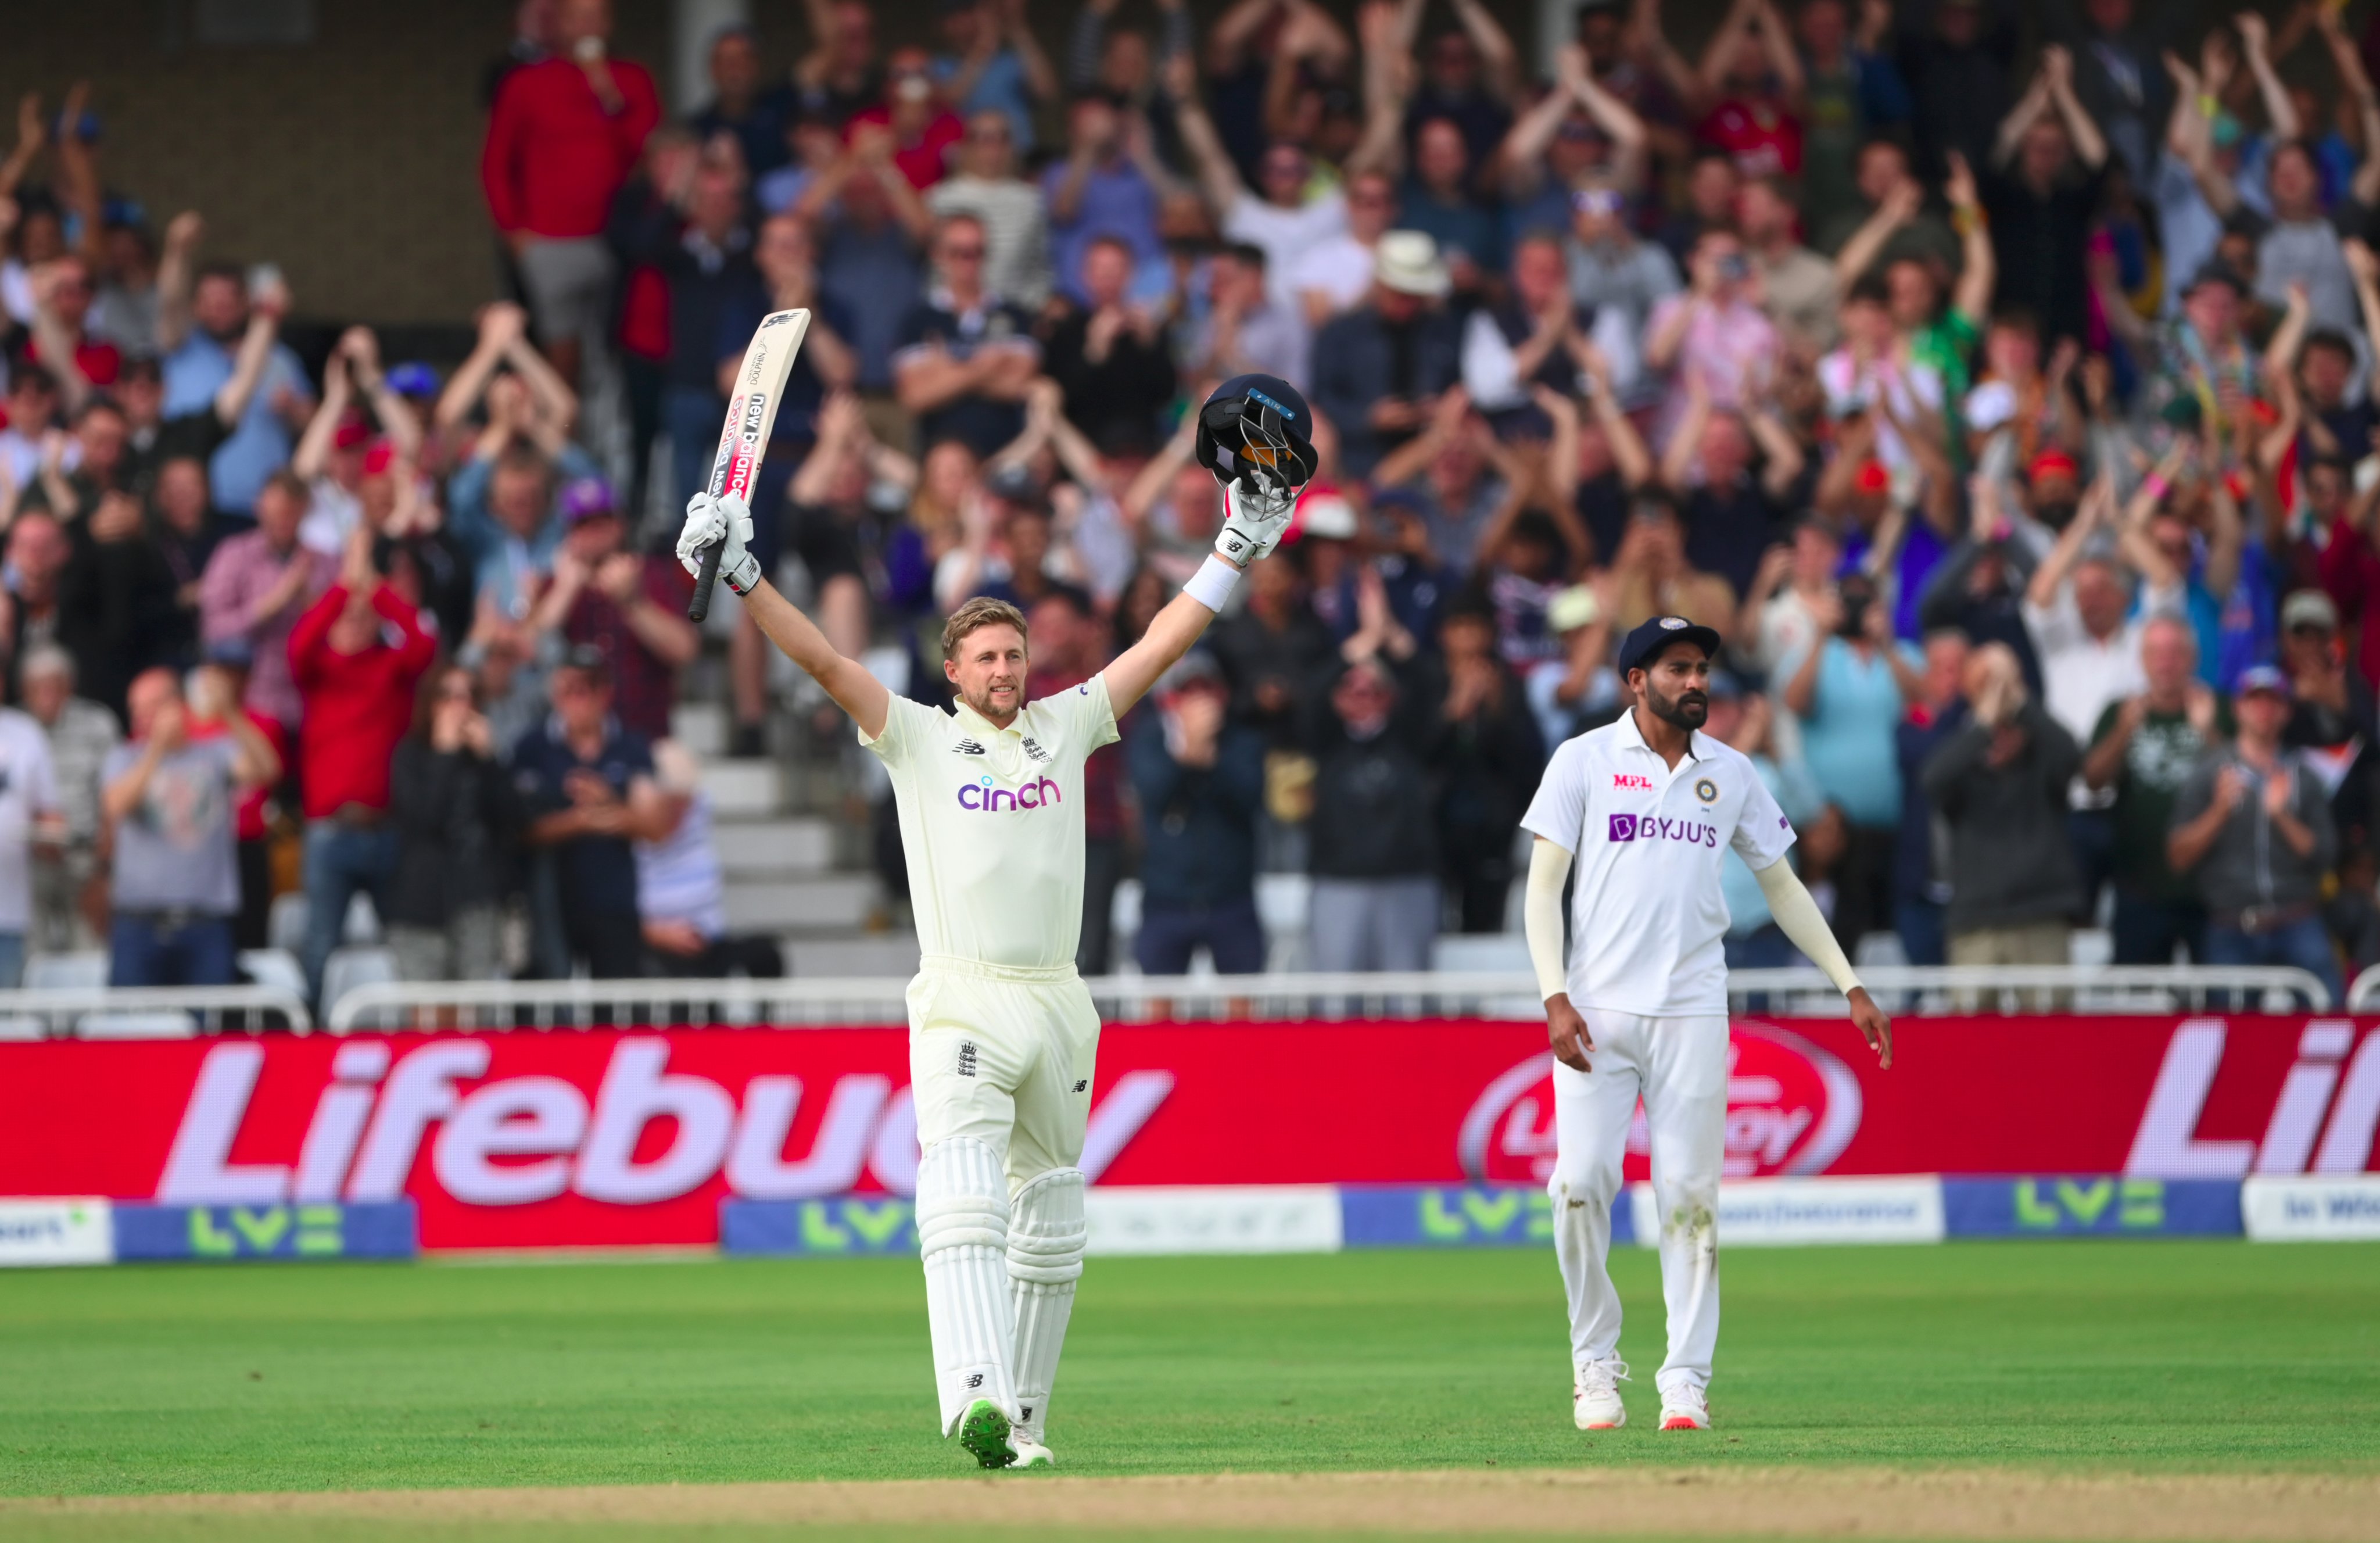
[
  {"x1": 676, "y1": 374, "x2": 1317, "y2": 1469},
  {"x1": 1519, "y1": 616, "x2": 1893, "y2": 1432}
]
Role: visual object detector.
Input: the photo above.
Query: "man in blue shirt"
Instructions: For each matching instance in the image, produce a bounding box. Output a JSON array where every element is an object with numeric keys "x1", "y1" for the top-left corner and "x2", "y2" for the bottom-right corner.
[
  {"x1": 159, "y1": 262, "x2": 313, "y2": 515},
  {"x1": 511, "y1": 647, "x2": 664, "y2": 979}
]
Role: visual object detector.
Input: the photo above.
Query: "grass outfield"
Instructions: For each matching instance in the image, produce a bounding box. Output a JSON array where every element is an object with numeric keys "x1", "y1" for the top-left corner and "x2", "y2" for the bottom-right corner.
[{"x1": 0, "y1": 1241, "x2": 2373, "y2": 1503}]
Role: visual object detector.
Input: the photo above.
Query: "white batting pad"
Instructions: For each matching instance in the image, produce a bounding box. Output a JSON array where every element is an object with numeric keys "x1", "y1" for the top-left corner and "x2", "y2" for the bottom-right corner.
[
  {"x1": 1006, "y1": 1166, "x2": 1087, "y2": 1441},
  {"x1": 916, "y1": 1137, "x2": 1018, "y2": 1433}
]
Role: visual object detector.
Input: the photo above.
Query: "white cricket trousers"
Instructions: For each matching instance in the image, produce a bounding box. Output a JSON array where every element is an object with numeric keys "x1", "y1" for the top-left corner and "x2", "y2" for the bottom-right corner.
[
  {"x1": 907, "y1": 955, "x2": 1101, "y2": 1436},
  {"x1": 908, "y1": 955, "x2": 1101, "y2": 1177},
  {"x1": 1546, "y1": 1009, "x2": 1728, "y2": 1398}
]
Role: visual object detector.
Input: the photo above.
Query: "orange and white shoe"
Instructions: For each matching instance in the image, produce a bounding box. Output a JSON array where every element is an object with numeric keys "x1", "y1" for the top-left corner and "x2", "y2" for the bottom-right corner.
[
  {"x1": 1658, "y1": 1384, "x2": 1711, "y2": 1430},
  {"x1": 1572, "y1": 1358, "x2": 1630, "y2": 1430}
]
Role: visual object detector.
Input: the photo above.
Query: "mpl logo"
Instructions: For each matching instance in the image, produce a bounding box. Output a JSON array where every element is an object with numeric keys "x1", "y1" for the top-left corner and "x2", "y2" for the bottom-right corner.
[
  {"x1": 1457, "y1": 1023, "x2": 1864, "y2": 1183},
  {"x1": 1612, "y1": 774, "x2": 1653, "y2": 790},
  {"x1": 957, "y1": 774, "x2": 1061, "y2": 812}
]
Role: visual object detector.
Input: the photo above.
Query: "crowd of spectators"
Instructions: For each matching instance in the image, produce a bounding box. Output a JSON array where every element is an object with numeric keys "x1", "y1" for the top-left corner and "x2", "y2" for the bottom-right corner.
[{"x1": 14, "y1": 0, "x2": 2380, "y2": 1001}]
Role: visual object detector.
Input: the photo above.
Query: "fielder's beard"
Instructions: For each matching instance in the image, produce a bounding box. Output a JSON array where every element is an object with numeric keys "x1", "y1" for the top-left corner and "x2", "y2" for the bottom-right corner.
[{"x1": 1646, "y1": 681, "x2": 1709, "y2": 731}]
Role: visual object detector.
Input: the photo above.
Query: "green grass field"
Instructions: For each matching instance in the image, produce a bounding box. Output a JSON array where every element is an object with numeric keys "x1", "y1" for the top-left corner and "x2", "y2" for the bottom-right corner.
[{"x1": 1, "y1": 1243, "x2": 2375, "y2": 1541}]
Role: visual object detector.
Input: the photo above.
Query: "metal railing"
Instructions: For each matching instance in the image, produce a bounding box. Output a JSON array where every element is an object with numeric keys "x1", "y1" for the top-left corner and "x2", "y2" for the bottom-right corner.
[
  {"x1": 0, "y1": 986, "x2": 312, "y2": 1040},
  {"x1": 2347, "y1": 965, "x2": 2380, "y2": 1010},
  {"x1": 317, "y1": 963, "x2": 2333, "y2": 1033},
  {"x1": 1727, "y1": 964, "x2": 2331, "y2": 1014}
]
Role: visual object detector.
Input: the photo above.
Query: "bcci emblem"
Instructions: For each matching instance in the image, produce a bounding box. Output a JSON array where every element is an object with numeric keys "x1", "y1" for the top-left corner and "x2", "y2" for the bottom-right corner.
[{"x1": 1694, "y1": 777, "x2": 1718, "y2": 804}]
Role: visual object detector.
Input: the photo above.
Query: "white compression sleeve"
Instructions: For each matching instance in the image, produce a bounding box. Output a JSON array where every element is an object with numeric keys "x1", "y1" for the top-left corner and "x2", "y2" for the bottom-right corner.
[
  {"x1": 1754, "y1": 858, "x2": 1863, "y2": 995},
  {"x1": 1524, "y1": 837, "x2": 1572, "y2": 1003}
]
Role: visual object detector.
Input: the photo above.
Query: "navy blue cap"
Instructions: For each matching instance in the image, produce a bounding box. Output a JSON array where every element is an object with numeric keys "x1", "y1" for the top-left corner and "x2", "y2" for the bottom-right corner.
[{"x1": 1618, "y1": 615, "x2": 1722, "y2": 678}]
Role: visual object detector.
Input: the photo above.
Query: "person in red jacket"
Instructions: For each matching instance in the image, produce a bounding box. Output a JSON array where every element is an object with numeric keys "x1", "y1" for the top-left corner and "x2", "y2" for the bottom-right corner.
[
  {"x1": 288, "y1": 524, "x2": 439, "y2": 1005},
  {"x1": 481, "y1": 0, "x2": 661, "y2": 391}
]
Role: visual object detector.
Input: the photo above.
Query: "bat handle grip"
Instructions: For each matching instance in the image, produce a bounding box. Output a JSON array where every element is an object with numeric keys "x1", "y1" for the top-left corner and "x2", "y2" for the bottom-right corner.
[{"x1": 688, "y1": 539, "x2": 725, "y2": 624}]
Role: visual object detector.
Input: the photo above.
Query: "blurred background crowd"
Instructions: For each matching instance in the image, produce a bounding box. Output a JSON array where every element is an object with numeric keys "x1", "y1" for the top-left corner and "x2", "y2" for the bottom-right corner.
[{"x1": 10, "y1": 0, "x2": 2380, "y2": 1007}]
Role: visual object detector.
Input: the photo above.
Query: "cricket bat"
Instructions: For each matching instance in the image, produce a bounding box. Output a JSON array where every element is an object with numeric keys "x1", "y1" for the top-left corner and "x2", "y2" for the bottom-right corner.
[{"x1": 687, "y1": 307, "x2": 812, "y2": 622}]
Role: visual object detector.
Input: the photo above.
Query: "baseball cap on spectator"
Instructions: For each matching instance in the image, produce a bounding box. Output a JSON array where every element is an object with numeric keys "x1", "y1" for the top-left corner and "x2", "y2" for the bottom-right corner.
[
  {"x1": 203, "y1": 636, "x2": 256, "y2": 670},
  {"x1": 986, "y1": 460, "x2": 1040, "y2": 502},
  {"x1": 2189, "y1": 259, "x2": 2251, "y2": 298},
  {"x1": 2236, "y1": 664, "x2": 2291, "y2": 699},
  {"x1": 1295, "y1": 487, "x2": 1360, "y2": 541},
  {"x1": 1374, "y1": 231, "x2": 1451, "y2": 298},
  {"x1": 1572, "y1": 184, "x2": 1625, "y2": 219},
  {"x1": 559, "y1": 643, "x2": 612, "y2": 680},
  {"x1": 1154, "y1": 651, "x2": 1225, "y2": 697},
  {"x1": 560, "y1": 477, "x2": 616, "y2": 523},
  {"x1": 332, "y1": 417, "x2": 373, "y2": 452},
  {"x1": 1617, "y1": 614, "x2": 1722, "y2": 677},
  {"x1": 385, "y1": 363, "x2": 439, "y2": 398},
  {"x1": 1965, "y1": 380, "x2": 2017, "y2": 434},
  {"x1": 1547, "y1": 584, "x2": 1600, "y2": 635},
  {"x1": 361, "y1": 442, "x2": 398, "y2": 477},
  {"x1": 2283, "y1": 590, "x2": 2340, "y2": 633}
]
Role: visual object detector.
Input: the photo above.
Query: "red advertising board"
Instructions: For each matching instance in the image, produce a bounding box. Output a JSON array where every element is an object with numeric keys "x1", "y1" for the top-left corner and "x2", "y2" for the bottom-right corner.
[{"x1": 1, "y1": 1015, "x2": 2374, "y2": 1250}]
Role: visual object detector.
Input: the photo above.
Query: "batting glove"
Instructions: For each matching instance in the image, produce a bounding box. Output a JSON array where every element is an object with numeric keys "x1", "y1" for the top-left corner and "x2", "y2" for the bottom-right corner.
[
  {"x1": 676, "y1": 491, "x2": 761, "y2": 595},
  {"x1": 1214, "y1": 477, "x2": 1295, "y2": 565}
]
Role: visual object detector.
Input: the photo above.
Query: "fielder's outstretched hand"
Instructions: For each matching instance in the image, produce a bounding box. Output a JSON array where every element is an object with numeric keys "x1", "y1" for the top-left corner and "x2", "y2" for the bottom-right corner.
[
  {"x1": 1848, "y1": 986, "x2": 1893, "y2": 1069},
  {"x1": 1546, "y1": 991, "x2": 1594, "y2": 1073},
  {"x1": 677, "y1": 491, "x2": 761, "y2": 596},
  {"x1": 1214, "y1": 477, "x2": 1295, "y2": 565}
]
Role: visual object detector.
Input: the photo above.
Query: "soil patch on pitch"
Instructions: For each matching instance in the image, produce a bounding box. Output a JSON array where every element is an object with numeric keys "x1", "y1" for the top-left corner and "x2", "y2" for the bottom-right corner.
[{"x1": 6, "y1": 1467, "x2": 2375, "y2": 1540}]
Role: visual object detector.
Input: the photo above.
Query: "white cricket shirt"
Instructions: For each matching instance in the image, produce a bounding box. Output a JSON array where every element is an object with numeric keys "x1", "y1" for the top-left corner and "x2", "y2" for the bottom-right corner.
[
  {"x1": 1520, "y1": 710, "x2": 1795, "y2": 1017},
  {"x1": 861, "y1": 676, "x2": 1120, "y2": 971}
]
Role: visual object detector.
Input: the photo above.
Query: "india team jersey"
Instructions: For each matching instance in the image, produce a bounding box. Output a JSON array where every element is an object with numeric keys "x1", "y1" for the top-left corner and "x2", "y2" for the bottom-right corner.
[
  {"x1": 1521, "y1": 711, "x2": 1795, "y2": 1017},
  {"x1": 862, "y1": 676, "x2": 1120, "y2": 971}
]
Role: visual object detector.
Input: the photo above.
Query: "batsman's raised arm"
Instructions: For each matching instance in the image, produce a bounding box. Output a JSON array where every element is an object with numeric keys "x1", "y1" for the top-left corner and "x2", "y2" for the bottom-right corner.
[{"x1": 675, "y1": 492, "x2": 891, "y2": 739}]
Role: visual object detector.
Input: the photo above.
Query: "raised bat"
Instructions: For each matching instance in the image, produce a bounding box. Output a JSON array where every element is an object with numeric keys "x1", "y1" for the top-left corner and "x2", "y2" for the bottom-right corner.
[{"x1": 687, "y1": 307, "x2": 812, "y2": 622}]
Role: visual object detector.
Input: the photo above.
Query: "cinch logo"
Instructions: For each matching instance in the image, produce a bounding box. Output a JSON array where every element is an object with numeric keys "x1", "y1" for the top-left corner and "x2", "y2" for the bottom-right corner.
[
  {"x1": 1612, "y1": 774, "x2": 1653, "y2": 790},
  {"x1": 1608, "y1": 812, "x2": 1718, "y2": 847},
  {"x1": 957, "y1": 775, "x2": 1062, "y2": 812}
]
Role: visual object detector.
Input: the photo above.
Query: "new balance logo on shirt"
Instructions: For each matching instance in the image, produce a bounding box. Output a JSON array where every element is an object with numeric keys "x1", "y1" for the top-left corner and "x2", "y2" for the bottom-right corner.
[{"x1": 952, "y1": 739, "x2": 987, "y2": 756}]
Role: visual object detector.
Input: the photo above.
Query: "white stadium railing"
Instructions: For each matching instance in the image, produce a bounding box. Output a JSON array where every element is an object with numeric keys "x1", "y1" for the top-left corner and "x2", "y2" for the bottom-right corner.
[
  {"x1": 0, "y1": 965, "x2": 2327, "y2": 1040},
  {"x1": 2347, "y1": 965, "x2": 2380, "y2": 1010},
  {"x1": 0, "y1": 986, "x2": 312, "y2": 1040},
  {"x1": 315, "y1": 963, "x2": 2333, "y2": 1033}
]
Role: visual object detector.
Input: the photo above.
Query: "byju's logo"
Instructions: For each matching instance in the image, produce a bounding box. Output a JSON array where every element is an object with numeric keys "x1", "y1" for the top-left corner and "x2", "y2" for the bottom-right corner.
[
  {"x1": 957, "y1": 775, "x2": 1062, "y2": 812},
  {"x1": 1608, "y1": 812, "x2": 1718, "y2": 847}
]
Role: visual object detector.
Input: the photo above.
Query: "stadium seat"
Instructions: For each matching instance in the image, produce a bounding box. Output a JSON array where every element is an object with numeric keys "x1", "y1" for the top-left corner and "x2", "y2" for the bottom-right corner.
[
  {"x1": 238, "y1": 949, "x2": 307, "y2": 997},
  {"x1": 0, "y1": 1015, "x2": 46, "y2": 1041},
  {"x1": 268, "y1": 893, "x2": 309, "y2": 955},
  {"x1": 76, "y1": 1011, "x2": 199, "y2": 1040},
  {"x1": 321, "y1": 947, "x2": 397, "y2": 1019},
  {"x1": 1430, "y1": 934, "x2": 1533, "y2": 973},
  {"x1": 25, "y1": 953, "x2": 107, "y2": 990}
]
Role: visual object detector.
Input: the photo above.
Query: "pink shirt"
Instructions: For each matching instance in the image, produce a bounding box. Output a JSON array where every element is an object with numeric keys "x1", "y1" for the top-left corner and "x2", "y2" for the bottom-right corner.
[{"x1": 1648, "y1": 295, "x2": 1779, "y2": 445}]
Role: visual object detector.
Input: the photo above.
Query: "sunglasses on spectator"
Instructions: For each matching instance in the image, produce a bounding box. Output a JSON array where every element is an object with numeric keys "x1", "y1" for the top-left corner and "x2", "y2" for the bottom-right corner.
[{"x1": 941, "y1": 243, "x2": 987, "y2": 260}]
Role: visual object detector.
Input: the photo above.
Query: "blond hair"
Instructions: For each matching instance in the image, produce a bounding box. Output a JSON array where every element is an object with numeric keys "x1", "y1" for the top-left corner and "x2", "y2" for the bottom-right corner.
[{"x1": 941, "y1": 596, "x2": 1030, "y2": 660}]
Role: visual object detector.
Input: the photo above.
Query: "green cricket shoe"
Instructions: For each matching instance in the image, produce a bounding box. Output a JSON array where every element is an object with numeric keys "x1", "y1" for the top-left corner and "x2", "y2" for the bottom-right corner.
[{"x1": 956, "y1": 1399, "x2": 1017, "y2": 1469}]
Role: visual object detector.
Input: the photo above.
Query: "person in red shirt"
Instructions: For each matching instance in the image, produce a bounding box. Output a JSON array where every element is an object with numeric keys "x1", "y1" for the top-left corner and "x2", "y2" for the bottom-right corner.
[
  {"x1": 24, "y1": 256, "x2": 123, "y2": 412},
  {"x1": 846, "y1": 48, "x2": 964, "y2": 191},
  {"x1": 1690, "y1": 0, "x2": 1805, "y2": 180},
  {"x1": 481, "y1": 0, "x2": 661, "y2": 390},
  {"x1": 287, "y1": 524, "x2": 438, "y2": 1004}
]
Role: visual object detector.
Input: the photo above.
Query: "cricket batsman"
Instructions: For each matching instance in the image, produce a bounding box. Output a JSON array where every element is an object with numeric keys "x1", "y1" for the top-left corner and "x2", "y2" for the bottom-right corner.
[
  {"x1": 676, "y1": 374, "x2": 1316, "y2": 1469},
  {"x1": 1519, "y1": 616, "x2": 1892, "y2": 1432}
]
